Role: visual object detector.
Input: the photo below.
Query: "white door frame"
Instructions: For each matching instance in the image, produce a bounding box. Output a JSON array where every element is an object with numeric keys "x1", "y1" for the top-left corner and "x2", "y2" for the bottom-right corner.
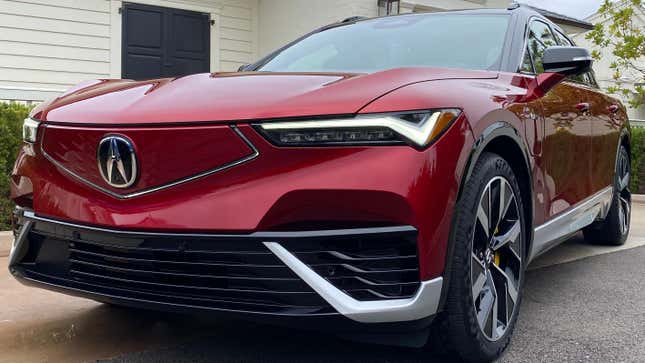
[{"x1": 109, "y1": 0, "x2": 221, "y2": 78}]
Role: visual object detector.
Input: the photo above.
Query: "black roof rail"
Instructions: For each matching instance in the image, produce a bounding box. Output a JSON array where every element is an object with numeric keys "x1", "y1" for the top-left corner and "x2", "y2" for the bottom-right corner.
[{"x1": 340, "y1": 16, "x2": 367, "y2": 23}]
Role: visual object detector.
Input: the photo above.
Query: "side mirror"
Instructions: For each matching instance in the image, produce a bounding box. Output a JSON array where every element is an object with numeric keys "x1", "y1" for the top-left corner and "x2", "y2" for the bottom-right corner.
[
  {"x1": 237, "y1": 64, "x2": 250, "y2": 72},
  {"x1": 513, "y1": 47, "x2": 593, "y2": 102},
  {"x1": 543, "y1": 46, "x2": 592, "y2": 76}
]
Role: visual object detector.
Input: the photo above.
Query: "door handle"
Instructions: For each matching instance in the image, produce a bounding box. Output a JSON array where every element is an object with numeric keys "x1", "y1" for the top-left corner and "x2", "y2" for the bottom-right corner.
[
  {"x1": 607, "y1": 104, "x2": 620, "y2": 114},
  {"x1": 576, "y1": 102, "x2": 591, "y2": 113}
]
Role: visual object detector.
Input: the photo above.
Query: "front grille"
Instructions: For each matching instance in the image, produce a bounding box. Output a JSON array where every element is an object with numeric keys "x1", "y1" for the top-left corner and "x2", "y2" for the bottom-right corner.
[
  {"x1": 280, "y1": 230, "x2": 420, "y2": 301},
  {"x1": 15, "y1": 217, "x2": 420, "y2": 315}
]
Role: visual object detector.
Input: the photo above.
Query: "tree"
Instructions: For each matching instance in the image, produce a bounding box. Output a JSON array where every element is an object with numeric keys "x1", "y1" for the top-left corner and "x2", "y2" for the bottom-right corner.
[{"x1": 586, "y1": 0, "x2": 645, "y2": 108}]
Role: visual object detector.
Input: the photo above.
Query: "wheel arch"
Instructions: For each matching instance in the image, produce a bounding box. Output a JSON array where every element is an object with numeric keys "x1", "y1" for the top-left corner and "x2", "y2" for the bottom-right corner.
[{"x1": 438, "y1": 121, "x2": 534, "y2": 312}]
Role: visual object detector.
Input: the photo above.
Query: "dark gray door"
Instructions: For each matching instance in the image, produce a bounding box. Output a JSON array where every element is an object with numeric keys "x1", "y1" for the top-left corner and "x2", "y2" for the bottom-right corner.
[{"x1": 122, "y1": 3, "x2": 210, "y2": 80}]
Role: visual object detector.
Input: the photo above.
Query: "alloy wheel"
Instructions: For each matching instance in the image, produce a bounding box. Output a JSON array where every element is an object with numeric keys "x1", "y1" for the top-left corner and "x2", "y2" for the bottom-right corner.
[
  {"x1": 617, "y1": 150, "x2": 631, "y2": 235},
  {"x1": 471, "y1": 176, "x2": 522, "y2": 341}
]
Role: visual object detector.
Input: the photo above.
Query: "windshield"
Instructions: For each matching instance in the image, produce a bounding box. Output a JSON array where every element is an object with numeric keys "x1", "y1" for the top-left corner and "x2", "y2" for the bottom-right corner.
[{"x1": 257, "y1": 13, "x2": 510, "y2": 73}]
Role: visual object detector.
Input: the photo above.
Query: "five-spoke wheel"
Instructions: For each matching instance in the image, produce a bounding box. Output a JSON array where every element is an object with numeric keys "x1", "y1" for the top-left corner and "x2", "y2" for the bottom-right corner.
[
  {"x1": 438, "y1": 152, "x2": 526, "y2": 363},
  {"x1": 471, "y1": 177, "x2": 522, "y2": 341}
]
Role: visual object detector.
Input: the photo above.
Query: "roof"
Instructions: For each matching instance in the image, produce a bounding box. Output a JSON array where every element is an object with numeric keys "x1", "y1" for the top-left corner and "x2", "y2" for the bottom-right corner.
[{"x1": 524, "y1": 5, "x2": 594, "y2": 30}]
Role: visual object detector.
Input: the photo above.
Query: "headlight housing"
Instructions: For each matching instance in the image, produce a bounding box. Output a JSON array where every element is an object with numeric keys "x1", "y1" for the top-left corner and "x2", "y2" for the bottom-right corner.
[
  {"x1": 255, "y1": 109, "x2": 461, "y2": 149},
  {"x1": 22, "y1": 118, "x2": 40, "y2": 143}
]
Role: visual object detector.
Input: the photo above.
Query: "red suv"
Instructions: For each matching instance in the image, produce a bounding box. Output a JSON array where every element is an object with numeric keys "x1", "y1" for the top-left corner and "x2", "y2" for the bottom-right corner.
[{"x1": 9, "y1": 6, "x2": 631, "y2": 362}]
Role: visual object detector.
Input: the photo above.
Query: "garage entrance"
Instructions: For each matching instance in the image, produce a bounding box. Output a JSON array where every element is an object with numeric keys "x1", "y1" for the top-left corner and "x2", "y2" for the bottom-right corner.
[{"x1": 121, "y1": 2, "x2": 211, "y2": 80}]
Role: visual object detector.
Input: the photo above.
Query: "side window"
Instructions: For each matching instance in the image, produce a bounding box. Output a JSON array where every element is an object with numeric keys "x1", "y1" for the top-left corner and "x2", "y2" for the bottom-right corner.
[
  {"x1": 527, "y1": 34, "x2": 546, "y2": 73},
  {"x1": 520, "y1": 46, "x2": 534, "y2": 73},
  {"x1": 530, "y1": 21, "x2": 558, "y2": 48},
  {"x1": 553, "y1": 29, "x2": 573, "y2": 47},
  {"x1": 522, "y1": 20, "x2": 558, "y2": 74}
]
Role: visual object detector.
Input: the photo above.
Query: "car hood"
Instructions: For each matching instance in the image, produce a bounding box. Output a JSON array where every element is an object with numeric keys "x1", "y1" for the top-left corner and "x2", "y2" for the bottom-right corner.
[{"x1": 32, "y1": 68, "x2": 498, "y2": 125}]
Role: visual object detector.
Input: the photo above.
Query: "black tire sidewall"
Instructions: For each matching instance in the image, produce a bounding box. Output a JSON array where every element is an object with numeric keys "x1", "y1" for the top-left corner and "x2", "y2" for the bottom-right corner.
[{"x1": 444, "y1": 152, "x2": 527, "y2": 362}]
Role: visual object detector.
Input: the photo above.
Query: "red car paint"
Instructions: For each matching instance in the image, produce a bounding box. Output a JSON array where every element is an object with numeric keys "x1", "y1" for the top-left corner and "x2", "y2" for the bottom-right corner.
[
  {"x1": 29, "y1": 68, "x2": 496, "y2": 124},
  {"x1": 12, "y1": 69, "x2": 627, "y2": 283}
]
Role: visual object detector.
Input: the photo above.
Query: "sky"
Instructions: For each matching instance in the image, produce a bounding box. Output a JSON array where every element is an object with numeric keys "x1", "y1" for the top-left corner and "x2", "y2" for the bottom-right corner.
[{"x1": 518, "y1": 0, "x2": 606, "y2": 20}]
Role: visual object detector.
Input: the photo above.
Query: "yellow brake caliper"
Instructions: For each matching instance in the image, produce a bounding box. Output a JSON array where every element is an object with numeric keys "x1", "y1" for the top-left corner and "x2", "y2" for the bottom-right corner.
[{"x1": 494, "y1": 227, "x2": 501, "y2": 266}]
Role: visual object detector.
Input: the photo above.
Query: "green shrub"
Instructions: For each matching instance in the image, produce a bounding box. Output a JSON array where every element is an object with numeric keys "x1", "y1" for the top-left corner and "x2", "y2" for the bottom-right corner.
[
  {"x1": 0, "y1": 103, "x2": 31, "y2": 230},
  {"x1": 632, "y1": 127, "x2": 645, "y2": 194}
]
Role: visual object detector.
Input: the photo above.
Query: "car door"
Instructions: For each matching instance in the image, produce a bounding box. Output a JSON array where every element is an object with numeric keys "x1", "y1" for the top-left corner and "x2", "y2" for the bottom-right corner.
[
  {"x1": 553, "y1": 27, "x2": 622, "y2": 194},
  {"x1": 522, "y1": 19, "x2": 593, "y2": 218}
]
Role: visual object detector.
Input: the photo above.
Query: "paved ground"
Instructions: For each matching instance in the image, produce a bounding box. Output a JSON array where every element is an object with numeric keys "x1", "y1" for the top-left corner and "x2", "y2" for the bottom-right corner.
[{"x1": 1, "y1": 202, "x2": 644, "y2": 363}]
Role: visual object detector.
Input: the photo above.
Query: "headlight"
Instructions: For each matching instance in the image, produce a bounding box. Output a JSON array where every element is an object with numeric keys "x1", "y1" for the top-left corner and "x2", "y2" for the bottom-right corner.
[
  {"x1": 22, "y1": 118, "x2": 40, "y2": 143},
  {"x1": 255, "y1": 109, "x2": 461, "y2": 149}
]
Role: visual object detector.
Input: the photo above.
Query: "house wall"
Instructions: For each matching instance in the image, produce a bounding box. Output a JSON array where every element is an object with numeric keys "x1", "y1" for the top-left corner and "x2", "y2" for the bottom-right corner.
[
  {"x1": 257, "y1": 0, "x2": 377, "y2": 57},
  {"x1": 0, "y1": 0, "x2": 112, "y2": 102},
  {"x1": 0, "y1": 0, "x2": 259, "y2": 102}
]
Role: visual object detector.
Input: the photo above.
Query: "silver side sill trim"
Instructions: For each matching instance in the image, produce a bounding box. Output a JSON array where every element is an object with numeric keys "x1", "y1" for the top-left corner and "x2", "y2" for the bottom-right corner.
[
  {"x1": 530, "y1": 186, "x2": 613, "y2": 262},
  {"x1": 40, "y1": 125, "x2": 259, "y2": 200},
  {"x1": 264, "y1": 242, "x2": 443, "y2": 324}
]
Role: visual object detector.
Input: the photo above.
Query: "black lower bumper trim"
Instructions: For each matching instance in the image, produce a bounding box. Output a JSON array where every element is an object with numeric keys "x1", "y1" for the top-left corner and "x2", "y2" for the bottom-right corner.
[
  {"x1": 10, "y1": 267, "x2": 434, "y2": 334},
  {"x1": 9, "y1": 212, "x2": 422, "y2": 323},
  {"x1": 11, "y1": 267, "x2": 336, "y2": 317}
]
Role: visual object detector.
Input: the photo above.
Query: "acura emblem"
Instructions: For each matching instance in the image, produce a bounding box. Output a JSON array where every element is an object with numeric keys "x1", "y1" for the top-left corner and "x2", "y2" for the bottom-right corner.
[{"x1": 97, "y1": 136, "x2": 138, "y2": 188}]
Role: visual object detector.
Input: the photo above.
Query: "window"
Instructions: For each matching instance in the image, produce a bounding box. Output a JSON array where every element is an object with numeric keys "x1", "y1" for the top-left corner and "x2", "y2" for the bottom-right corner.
[
  {"x1": 520, "y1": 20, "x2": 598, "y2": 88},
  {"x1": 553, "y1": 28, "x2": 597, "y2": 87},
  {"x1": 257, "y1": 14, "x2": 510, "y2": 73},
  {"x1": 553, "y1": 29, "x2": 573, "y2": 47},
  {"x1": 530, "y1": 21, "x2": 558, "y2": 48},
  {"x1": 520, "y1": 46, "x2": 534, "y2": 73},
  {"x1": 522, "y1": 20, "x2": 558, "y2": 74}
]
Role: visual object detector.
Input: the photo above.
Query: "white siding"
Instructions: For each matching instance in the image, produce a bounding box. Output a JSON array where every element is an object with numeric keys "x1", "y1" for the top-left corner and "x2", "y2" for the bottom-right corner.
[
  {"x1": 220, "y1": 0, "x2": 257, "y2": 70},
  {"x1": 258, "y1": 0, "x2": 377, "y2": 57},
  {"x1": 0, "y1": 0, "x2": 259, "y2": 102},
  {"x1": 0, "y1": 0, "x2": 112, "y2": 101}
]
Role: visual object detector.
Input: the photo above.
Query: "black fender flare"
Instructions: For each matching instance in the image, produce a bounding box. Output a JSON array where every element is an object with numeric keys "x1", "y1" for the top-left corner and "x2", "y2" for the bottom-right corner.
[{"x1": 437, "y1": 121, "x2": 534, "y2": 312}]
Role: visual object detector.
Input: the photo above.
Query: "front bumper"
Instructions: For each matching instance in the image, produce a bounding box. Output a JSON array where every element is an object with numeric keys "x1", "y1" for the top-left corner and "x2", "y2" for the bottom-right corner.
[{"x1": 9, "y1": 211, "x2": 443, "y2": 326}]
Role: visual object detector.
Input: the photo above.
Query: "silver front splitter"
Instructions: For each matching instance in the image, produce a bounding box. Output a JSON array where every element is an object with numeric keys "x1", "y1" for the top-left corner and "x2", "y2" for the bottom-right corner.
[{"x1": 264, "y1": 242, "x2": 443, "y2": 323}]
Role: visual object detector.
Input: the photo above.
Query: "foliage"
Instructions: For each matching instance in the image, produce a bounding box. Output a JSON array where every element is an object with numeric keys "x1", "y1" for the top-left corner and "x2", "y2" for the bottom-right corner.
[
  {"x1": 586, "y1": 0, "x2": 645, "y2": 109},
  {"x1": 632, "y1": 127, "x2": 645, "y2": 193},
  {"x1": 0, "y1": 103, "x2": 30, "y2": 230}
]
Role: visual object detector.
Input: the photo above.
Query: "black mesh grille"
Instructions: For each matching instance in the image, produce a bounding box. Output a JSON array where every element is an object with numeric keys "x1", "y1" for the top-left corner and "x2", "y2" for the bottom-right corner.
[
  {"x1": 15, "y1": 217, "x2": 420, "y2": 315},
  {"x1": 281, "y1": 229, "x2": 421, "y2": 301}
]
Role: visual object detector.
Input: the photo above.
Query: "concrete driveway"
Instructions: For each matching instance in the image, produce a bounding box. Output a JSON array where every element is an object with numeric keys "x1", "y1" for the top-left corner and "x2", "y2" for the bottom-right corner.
[{"x1": 1, "y1": 202, "x2": 644, "y2": 363}]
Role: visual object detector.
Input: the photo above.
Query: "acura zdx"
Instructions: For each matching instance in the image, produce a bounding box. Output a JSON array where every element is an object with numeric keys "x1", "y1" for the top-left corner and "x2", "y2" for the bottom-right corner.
[{"x1": 9, "y1": 6, "x2": 632, "y2": 362}]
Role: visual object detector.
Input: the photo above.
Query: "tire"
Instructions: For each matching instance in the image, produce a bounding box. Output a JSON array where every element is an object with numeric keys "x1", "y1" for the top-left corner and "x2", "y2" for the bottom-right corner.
[
  {"x1": 434, "y1": 152, "x2": 526, "y2": 363},
  {"x1": 583, "y1": 145, "x2": 631, "y2": 246}
]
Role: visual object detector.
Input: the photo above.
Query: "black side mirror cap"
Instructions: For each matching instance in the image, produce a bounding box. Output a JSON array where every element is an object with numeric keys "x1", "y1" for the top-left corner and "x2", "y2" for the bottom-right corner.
[
  {"x1": 543, "y1": 46, "x2": 592, "y2": 76},
  {"x1": 237, "y1": 64, "x2": 251, "y2": 72}
]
